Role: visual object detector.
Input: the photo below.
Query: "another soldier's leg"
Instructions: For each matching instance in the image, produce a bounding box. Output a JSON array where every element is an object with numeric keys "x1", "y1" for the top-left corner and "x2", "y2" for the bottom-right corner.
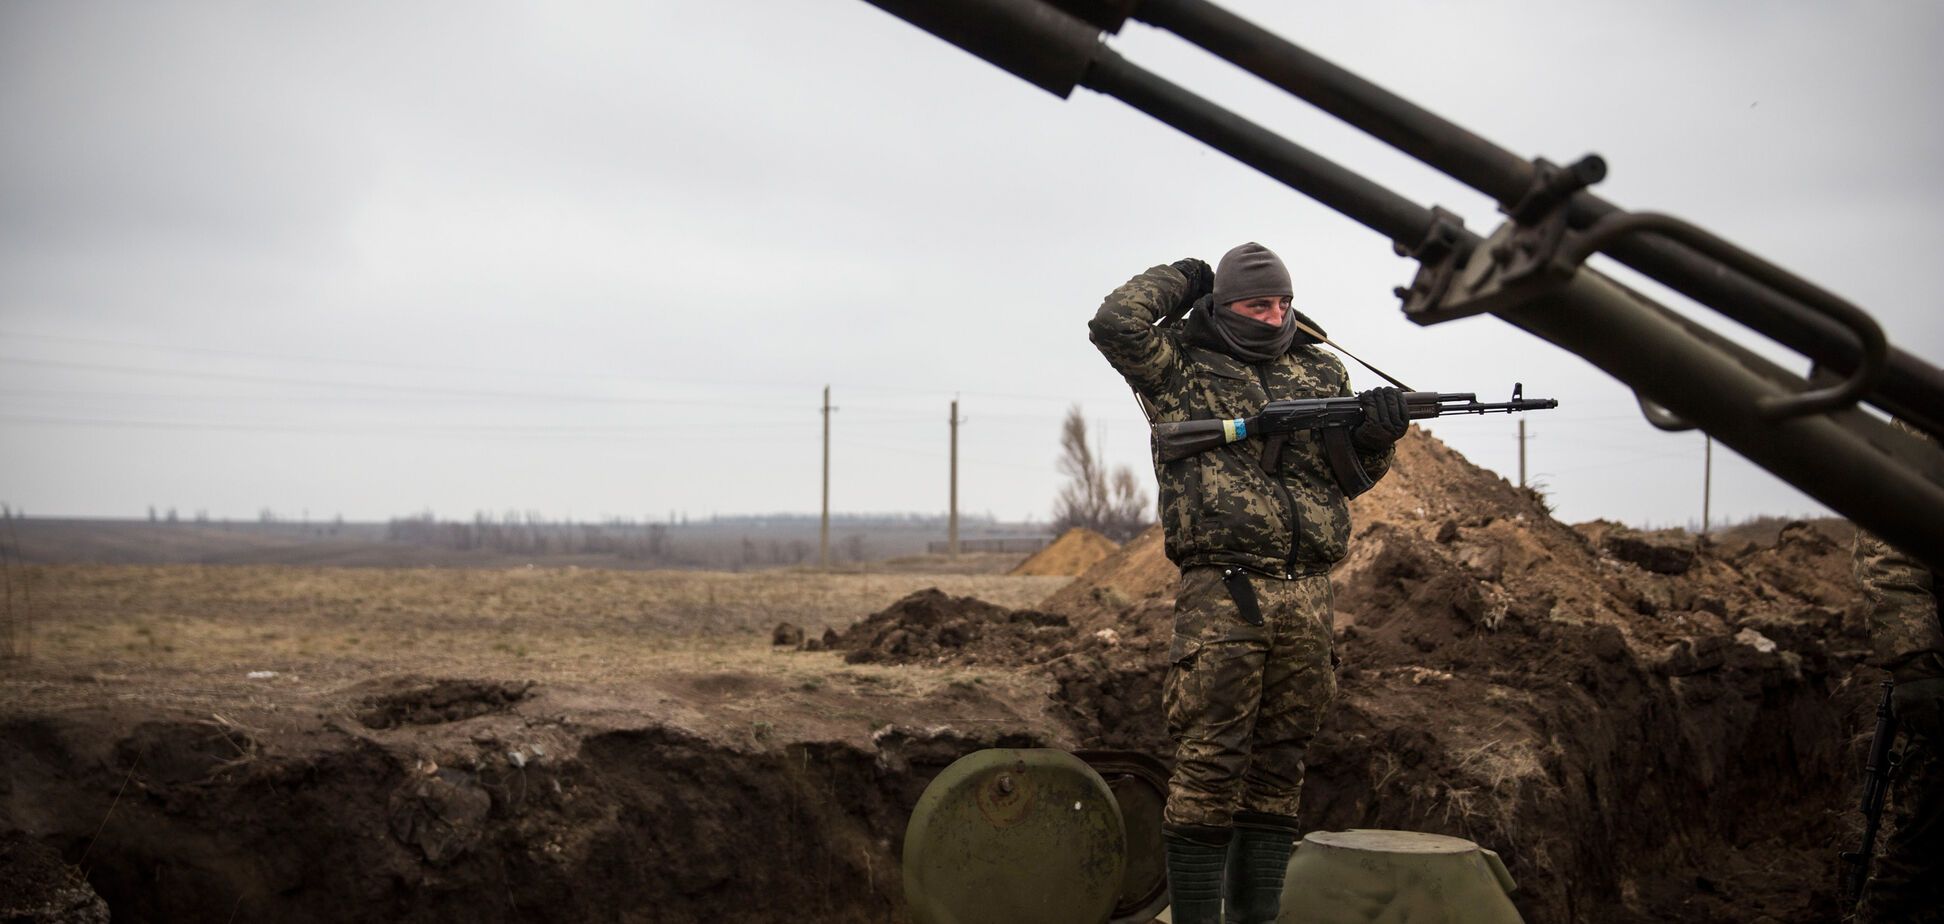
[
  {"x1": 1164, "y1": 566, "x2": 1271, "y2": 924},
  {"x1": 1858, "y1": 727, "x2": 1944, "y2": 923},
  {"x1": 1230, "y1": 575, "x2": 1337, "y2": 924}
]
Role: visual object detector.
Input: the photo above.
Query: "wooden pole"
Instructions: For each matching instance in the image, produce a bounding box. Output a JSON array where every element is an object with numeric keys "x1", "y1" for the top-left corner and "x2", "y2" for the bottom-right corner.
[
  {"x1": 821, "y1": 386, "x2": 832, "y2": 570},
  {"x1": 1517, "y1": 418, "x2": 1527, "y2": 488},
  {"x1": 948, "y1": 399, "x2": 960, "y2": 559},
  {"x1": 1703, "y1": 434, "x2": 1712, "y2": 535}
]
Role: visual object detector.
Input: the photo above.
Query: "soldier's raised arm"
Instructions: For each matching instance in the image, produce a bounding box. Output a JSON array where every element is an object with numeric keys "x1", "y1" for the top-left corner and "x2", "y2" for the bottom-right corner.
[{"x1": 1087, "y1": 259, "x2": 1209, "y2": 397}]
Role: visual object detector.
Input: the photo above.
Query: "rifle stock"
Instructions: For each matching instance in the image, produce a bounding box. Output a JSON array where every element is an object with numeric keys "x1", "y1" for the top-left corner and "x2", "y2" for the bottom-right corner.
[{"x1": 1154, "y1": 416, "x2": 1251, "y2": 463}]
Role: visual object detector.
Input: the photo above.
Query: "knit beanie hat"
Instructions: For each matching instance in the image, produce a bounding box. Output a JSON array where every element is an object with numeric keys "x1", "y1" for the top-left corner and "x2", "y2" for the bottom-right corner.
[{"x1": 1210, "y1": 242, "x2": 1292, "y2": 306}]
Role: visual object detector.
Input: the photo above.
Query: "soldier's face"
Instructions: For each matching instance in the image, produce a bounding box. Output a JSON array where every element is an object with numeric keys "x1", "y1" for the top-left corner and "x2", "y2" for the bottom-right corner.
[{"x1": 1228, "y1": 296, "x2": 1291, "y2": 327}]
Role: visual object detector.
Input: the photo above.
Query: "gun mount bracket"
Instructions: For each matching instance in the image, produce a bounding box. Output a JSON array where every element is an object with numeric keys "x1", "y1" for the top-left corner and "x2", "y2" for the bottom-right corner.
[
  {"x1": 1407, "y1": 157, "x2": 1604, "y2": 324},
  {"x1": 1392, "y1": 206, "x2": 1472, "y2": 324},
  {"x1": 1492, "y1": 156, "x2": 1606, "y2": 287}
]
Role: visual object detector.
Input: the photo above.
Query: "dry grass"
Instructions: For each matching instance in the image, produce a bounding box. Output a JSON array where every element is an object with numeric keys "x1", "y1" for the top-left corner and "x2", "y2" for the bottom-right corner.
[{"x1": 0, "y1": 564, "x2": 1072, "y2": 718}]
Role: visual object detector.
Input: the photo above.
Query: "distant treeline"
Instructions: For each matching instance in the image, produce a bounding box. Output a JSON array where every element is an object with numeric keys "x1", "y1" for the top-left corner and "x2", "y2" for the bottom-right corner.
[
  {"x1": 384, "y1": 513, "x2": 676, "y2": 559},
  {"x1": 381, "y1": 511, "x2": 1039, "y2": 570}
]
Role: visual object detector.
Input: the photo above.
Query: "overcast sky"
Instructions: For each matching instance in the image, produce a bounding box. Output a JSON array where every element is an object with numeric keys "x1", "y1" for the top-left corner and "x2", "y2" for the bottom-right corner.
[{"x1": 3, "y1": 1, "x2": 1940, "y2": 528}]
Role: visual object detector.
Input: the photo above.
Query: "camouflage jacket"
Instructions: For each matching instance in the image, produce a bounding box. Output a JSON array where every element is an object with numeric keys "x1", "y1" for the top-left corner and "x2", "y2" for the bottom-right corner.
[
  {"x1": 1852, "y1": 420, "x2": 1944, "y2": 679},
  {"x1": 1089, "y1": 263, "x2": 1394, "y2": 576}
]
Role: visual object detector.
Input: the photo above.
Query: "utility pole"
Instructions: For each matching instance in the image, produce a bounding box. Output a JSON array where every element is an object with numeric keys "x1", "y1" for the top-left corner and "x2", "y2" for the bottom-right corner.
[
  {"x1": 948, "y1": 399, "x2": 961, "y2": 559},
  {"x1": 821, "y1": 385, "x2": 833, "y2": 570},
  {"x1": 1702, "y1": 433, "x2": 1712, "y2": 535},
  {"x1": 1517, "y1": 419, "x2": 1527, "y2": 488}
]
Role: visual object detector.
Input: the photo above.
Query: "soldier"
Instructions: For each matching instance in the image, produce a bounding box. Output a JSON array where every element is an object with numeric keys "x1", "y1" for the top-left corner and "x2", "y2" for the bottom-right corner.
[
  {"x1": 1089, "y1": 243, "x2": 1407, "y2": 924},
  {"x1": 1853, "y1": 423, "x2": 1944, "y2": 923}
]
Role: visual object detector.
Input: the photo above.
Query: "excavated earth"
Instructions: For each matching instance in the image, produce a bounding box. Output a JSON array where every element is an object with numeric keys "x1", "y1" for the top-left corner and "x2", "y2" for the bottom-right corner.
[
  {"x1": 1, "y1": 429, "x2": 1881, "y2": 922},
  {"x1": 1009, "y1": 527, "x2": 1120, "y2": 577},
  {"x1": 831, "y1": 429, "x2": 1878, "y2": 923}
]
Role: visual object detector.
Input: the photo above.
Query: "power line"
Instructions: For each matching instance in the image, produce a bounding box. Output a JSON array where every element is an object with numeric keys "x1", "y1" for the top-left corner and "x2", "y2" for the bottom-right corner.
[
  {"x1": 0, "y1": 412, "x2": 818, "y2": 439},
  {"x1": 0, "y1": 355, "x2": 826, "y2": 410},
  {"x1": 0, "y1": 354, "x2": 1152, "y2": 426},
  {"x1": 0, "y1": 328, "x2": 1137, "y2": 408}
]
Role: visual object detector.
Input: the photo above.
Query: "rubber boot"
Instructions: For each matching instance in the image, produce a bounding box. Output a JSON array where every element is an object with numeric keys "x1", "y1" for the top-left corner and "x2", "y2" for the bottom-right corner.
[
  {"x1": 1225, "y1": 812, "x2": 1299, "y2": 924},
  {"x1": 1164, "y1": 824, "x2": 1231, "y2": 924}
]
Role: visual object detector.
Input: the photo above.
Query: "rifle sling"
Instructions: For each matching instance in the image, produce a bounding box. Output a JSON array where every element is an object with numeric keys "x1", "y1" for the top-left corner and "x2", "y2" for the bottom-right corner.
[{"x1": 1292, "y1": 319, "x2": 1413, "y2": 391}]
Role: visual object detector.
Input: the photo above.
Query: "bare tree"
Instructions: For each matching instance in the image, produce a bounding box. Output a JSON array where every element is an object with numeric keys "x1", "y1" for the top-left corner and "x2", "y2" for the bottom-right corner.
[
  {"x1": 1104, "y1": 466, "x2": 1150, "y2": 540},
  {"x1": 1052, "y1": 405, "x2": 1152, "y2": 542}
]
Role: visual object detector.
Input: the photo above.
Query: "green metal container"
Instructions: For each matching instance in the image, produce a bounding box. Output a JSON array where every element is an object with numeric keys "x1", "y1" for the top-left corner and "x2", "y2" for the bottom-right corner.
[
  {"x1": 902, "y1": 748, "x2": 1126, "y2": 924},
  {"x1": 1280, "y1": 829, "x2": 1524, "y2": 924}
]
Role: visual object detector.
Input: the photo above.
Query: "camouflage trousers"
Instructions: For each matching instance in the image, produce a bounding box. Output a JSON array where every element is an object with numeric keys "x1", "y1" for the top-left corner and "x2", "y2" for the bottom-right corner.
[
  {"x1": 1162, "y1": 566, "x2": 1337, "y2": 828},
  {"x1": 1857, "y1": 725, "x2": 1944, "y2": 923}
]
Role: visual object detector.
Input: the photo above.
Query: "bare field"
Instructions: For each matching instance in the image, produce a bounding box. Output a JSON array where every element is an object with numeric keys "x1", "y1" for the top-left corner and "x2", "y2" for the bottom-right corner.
[
  {"x1": 1, "y1": 563, "x2": 1070, "y2": 718},
  {"x1": 0, "y1": 563, "x2": 1085, "y2": 924}
]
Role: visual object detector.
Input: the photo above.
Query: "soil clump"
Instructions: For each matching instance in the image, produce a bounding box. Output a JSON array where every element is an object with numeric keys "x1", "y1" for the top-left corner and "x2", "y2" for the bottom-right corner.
[{"x1": 832, "y1": 588, "x2": 1073, "y2": 666}]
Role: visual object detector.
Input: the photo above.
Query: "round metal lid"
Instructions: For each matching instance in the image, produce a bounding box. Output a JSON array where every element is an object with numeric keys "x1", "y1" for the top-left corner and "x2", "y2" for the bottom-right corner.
[
  {"x1": 1304, "y1": 829, "x2": 1482, "y2": 854},
  {"x1": 903, "y1": 748, "x2": 1125, "y2": 924}
]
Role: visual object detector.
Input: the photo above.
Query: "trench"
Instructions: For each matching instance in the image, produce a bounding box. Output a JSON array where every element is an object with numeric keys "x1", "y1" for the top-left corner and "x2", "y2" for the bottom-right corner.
[
  {"x1": 1, "y1": 711, "x2": 1043, "y2": 924},
  {"x1": 3, "y1": 613, "x2": 1868, "y2": 924}
]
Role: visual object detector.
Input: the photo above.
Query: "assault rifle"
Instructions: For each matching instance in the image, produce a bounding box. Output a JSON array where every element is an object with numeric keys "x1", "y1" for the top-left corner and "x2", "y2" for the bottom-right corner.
[
  {"x1": 1153, "y1": 386, "x2": 1556, "y2": 494},
  {"x1": 1840, "y1": 680, "x2": 1902, "y2": 907}
]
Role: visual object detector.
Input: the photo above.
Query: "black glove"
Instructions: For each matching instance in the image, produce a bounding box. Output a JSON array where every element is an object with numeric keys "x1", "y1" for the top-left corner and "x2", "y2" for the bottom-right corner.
[
  {"x1": 1351, "y1": 386, "x2": 1409, "y2": 451},
  {"x1": 1893, "y1": 675, "x2": 1944, "y2": 742},
  {"x1": 1170, "y1": 257, "x2": 1214, "y2": 313}
]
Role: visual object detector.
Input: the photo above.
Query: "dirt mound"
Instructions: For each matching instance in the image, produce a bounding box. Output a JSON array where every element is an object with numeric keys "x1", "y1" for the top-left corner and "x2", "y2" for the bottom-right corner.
[
  {"x1": 1009, "y1": 527, "x2": 1119, "y2": 577},
  {"x1": 816, "y1": 429, "x2": 1873, "y2": 918},
  {"x1": 832, "y1": 588, "x2": 1074, "y2": 666},
  {"x1": 1013, "y1": 427, "x2": 1870, "y2": 921},
  {"x1": 1039, "y1": 524, "x2": 1175, "y2": 626},
  {"x1": 354, "y1": 678, "x2": 535, "y2": 729}
]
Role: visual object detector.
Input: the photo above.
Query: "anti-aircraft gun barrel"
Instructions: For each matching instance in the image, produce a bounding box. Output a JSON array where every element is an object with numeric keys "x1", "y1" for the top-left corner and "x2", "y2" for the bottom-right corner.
[
  {"x1": 855, "y1": 0, "x2": 1944, "y2": 570},
  {"x1": 858, "y1": 0, "x2": 1440, "y2": 248},
  {"x1": 1039, "y1": 0, "x2": 1944, "y2": 440}
]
